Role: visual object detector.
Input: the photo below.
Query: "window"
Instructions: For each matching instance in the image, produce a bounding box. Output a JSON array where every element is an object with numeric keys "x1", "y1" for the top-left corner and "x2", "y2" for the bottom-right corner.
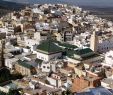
[
  {"x1": 43, "y1": 66, "x2": 45, "y2": 68},
  {"x1": 41, "y1": 57, "x2": 43, "y2": 59},
  {"x1": 47, "y1": 67, "x2": 50, "y2": 69}
]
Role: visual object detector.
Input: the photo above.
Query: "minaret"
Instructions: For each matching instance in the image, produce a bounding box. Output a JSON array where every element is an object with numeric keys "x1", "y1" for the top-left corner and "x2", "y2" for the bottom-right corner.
[
  {"x1": 0, "y1": 40, "x2": 5, "y2": 68},
  {"x1": 90, "y1": 31, "x2": 98, "y2": 52}
]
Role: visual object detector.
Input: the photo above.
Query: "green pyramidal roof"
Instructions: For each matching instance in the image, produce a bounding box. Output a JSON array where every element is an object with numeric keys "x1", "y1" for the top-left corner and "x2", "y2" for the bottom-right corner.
[
  {"x1": 18, "y1": 60, "x2": 33, "y2": 69},
  {"x1": 74, "y1": 48, "x2": 93, "y2": 55},
  {"x1": 37, "y1": 40, "x2": 62, "y2": 54}
]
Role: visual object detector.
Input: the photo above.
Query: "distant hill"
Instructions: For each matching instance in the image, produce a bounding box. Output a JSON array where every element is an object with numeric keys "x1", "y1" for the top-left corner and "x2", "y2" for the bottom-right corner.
[
  {"x1": 81, "y1": 6, "x2": 113, "y2": 21},
  {"x1": 0, "y1": 0, "x2": 25, "y2": 17},
  {"x1": 4, "y1": 0, "x2": 113, "y2": 7},
  {"x1": 0, "y1": 0, "x2": 25, "y2": 10},
  {"x1": 1, "y1": 0, "x2": 113, "y2": 20},
  {"x1": 3, "y1": 0, "x2": 29, "y2": 4}
]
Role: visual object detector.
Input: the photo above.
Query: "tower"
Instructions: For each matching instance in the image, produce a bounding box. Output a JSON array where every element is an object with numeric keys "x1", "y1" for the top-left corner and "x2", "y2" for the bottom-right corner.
[
  {"x1": 90, "y1": 31, "x2": 98, "y2": 52},
  {"x1": 0, "y1": 39, "x2": 5, "y2": 68}
]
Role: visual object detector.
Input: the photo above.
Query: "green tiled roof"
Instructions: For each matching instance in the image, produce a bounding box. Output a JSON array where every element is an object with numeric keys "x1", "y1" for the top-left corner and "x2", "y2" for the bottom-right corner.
[
  {"x1": 35, "y1": 58, "x2": 43, "y2": 64},
  {"x1": 67, "y1": 48, "x2": 98, "y2": 61},
  {"x1": 18, "y1": 60, "x2": 33, "y2": 69},
  {"x1": 74, "y1": 48, "x2": 93, "y2": 55},
  {"x1": 82, "y1": 53, "x2": 99, "y2": 60},
  {"x1": 53, "y1": 40, "x2": 78, "y2": 49},
  {"x1": 37, "y1": 40, "x2": 62, "y2": 54},
  {"x1": 68, "y1": 53, "x2": 99, "y2": 61},
  {"x1": 67, "y1": 50, "x2": 75, "y2": 57},
  {"x1": 67, "y1": 48, "x2": 93, "y2": 56},
  {"x1": 59, "y1": 42, "x2": 78, "y2": 49}
]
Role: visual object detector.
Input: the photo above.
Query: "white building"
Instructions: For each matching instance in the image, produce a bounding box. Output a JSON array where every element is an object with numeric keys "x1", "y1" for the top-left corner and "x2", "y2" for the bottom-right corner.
[
  {"x1": 29, "y1": 81, "x2": 40, "y2": 90},
  {"x1": 41, "y1": 61, "x2": 57, "y2": 73},
  {"x1": 34, "y1": 32, "x2": 47, "y2": 41},
  {"x1": 35, "y1": 40, "x2": 62, "y2": 62},
  {"x1": 97, "y1": 36, "x2": 113, "y2": 53},
  {"x1": 105, "y1": 50, "x2": 113, "y2": 67},
  {"x1": 5, "y1": 58, "x2": 18, "y2": 70},
  {"x1": 41, "y1": 62, "x2": 51, "y2": 72},
  {"x1": 73, "y1": 32, "x2": 90, "y2": 47},
  {"x1": 47, "y1": 73, "x2": 65, "y2": 88},
  {"x1": 90, "y1": 31, "x2": 113, "y2": 53},
  {"x1": 17, "y1": 35, "x2": 40, "y2": 48},
  {"x1": 25, "y1": 38, "x2": 39, "y2": 48},
  {"x1": 101, "y1": 78, "x2": 113, "y2": 89},
  {"x1": 35, "y1": 22, "x2": 50, "y2": 30},
  {"x1": 66, "y1": 48, "x2": 101, "y2": 65},
  {"x1": 32, "y1": 8, "x2": 44, "y2": 14}
]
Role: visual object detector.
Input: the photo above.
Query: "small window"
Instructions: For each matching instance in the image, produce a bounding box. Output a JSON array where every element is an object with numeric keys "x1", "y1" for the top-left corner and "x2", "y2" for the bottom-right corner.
[
  {"x1": 43, "y1": 66, "x2": 46, "y2": 68},
  {"x1": 47, "y1": 67, "x2": 50, "y2": 69},
  {"x1": 41, "y1": 57, "x2": 43, "y2": 59}
]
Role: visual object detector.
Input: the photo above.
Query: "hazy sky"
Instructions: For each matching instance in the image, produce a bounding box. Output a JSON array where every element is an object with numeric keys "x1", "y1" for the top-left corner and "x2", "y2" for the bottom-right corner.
[{"x1": 3, "y1": 0, "x2": 113, "y2": 7}]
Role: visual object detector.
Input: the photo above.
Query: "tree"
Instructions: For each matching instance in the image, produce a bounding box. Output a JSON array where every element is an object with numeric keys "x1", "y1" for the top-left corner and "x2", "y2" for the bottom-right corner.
[
  {"x1": 8, "y1": 89, "x2": 21, "y2": 95},
  {"x1": 0, "y1": 68, "x2": 11, "y2": 83}
]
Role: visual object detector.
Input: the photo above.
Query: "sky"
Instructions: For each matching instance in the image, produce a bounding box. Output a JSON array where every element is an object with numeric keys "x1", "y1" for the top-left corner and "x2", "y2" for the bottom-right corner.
[{"x1": 3, "y1": 0, "x2": 113, "y2": 7}]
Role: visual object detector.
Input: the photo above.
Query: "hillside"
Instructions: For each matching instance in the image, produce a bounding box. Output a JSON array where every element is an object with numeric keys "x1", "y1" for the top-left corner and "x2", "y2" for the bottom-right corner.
[
  {"x1": 0, "y1": 0, "x2": 25, "y2": 17},
  {"x1": 81, "y1": 6, "x2": 113, "y2": 21},
  {"x1": 0, "y1": 0, "x2": 25, "y2": 10}
]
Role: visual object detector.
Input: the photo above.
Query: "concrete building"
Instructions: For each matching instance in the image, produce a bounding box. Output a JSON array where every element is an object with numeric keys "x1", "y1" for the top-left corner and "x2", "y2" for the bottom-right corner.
[
  {"x1": 71, "y1": 75, "x2": 101, "y2": 93},
  {"x1": 47, "y1": 72, "x2": 67, "y2": 88},
  {"x1": 97, "y1": 36, "x2": 113, "y2": 53},
  {"x1": 101, "y1": 78, "x2": 113, "y2": 89},
  {"x1": 5, "y1": 58, "x2": 18, "y2": 70},
  {"x1": 15, "y1": 60, "x2": 37, "y2": 76},
  {"x1": 36, "y1": 40, "x2": 62, "y2": 62},
  {"x1": 41, "y1": 61, "x2": 57, "y2": 73},
  {"x1": 90, "y1": 31, "x2": 113, "y2": 53},
  {"x1": 105, "y1": 50, "x2": 113, "y2": 67},
  {"x1": 66, "y1": 48, "x2": 101, "y2": 65},
  {"x1": 34, "y1": 31, "x2": 47, "y2": 41}
]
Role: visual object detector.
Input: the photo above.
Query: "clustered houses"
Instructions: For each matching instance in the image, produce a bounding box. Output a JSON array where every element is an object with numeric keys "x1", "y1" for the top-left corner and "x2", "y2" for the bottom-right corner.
[{"x1": 0, "y1": 3, "x2": 113, "y2": 95}]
